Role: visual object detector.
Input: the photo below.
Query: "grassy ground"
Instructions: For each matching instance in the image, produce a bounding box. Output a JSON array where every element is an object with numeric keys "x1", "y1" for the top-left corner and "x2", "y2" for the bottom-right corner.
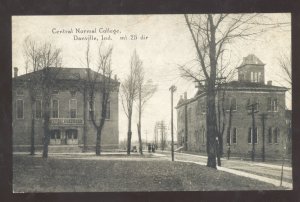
[{"x1": 13, "y1": 154, "x2": 280, "y2": 192}]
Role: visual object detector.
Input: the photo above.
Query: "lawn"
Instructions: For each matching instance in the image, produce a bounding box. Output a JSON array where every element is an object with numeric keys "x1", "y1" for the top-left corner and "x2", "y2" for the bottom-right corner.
[{"x1": 13, "y1": 154, "x2": 280, "y2": 192}]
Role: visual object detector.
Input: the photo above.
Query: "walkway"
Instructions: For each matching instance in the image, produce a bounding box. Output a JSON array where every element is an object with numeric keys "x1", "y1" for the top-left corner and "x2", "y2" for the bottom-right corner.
[{"x1": 156, "y1": 151, "x2": 293, "y2": 189}]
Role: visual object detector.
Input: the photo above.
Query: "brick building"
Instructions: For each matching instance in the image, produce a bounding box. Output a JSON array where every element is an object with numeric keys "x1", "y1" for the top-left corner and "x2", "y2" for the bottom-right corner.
[
  {"x1": 176, "y1": 54, "x2": 289, "y2": 159},
  {"x1": 12, "y1": 67, "x2": 120, "y2": 152}
]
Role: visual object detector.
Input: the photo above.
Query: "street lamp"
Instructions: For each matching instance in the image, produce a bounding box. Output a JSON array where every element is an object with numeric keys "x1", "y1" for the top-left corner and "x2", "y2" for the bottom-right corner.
[{"x1": 169, "y1": 85, "x2": 176, "y2": 162}]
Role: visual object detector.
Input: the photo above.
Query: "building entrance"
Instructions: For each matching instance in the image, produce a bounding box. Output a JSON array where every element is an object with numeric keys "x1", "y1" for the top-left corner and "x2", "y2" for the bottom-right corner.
[{"x1": 66, "y1": 129, "x2": 78, "y2": 145}]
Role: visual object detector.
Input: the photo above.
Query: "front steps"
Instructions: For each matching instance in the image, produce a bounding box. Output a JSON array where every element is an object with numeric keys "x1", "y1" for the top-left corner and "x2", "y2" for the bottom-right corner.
[{"x1": 48, "y1": 145, "x2": 83, "y2": 153}]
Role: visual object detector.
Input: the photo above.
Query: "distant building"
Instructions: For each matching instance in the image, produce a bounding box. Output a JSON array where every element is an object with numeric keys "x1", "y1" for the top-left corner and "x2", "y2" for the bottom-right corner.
[
  {"x1": 12, "y1": 67, "x2": 120, "y2": 152},
  {"x1": 176, "y1": 55, "x2": 289, "y2": 159}
]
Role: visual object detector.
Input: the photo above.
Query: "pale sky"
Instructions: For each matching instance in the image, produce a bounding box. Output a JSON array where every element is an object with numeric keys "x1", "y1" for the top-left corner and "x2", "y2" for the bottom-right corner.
[{"x1": 12, "y1": 14, "x2": 291, "y2": 142}]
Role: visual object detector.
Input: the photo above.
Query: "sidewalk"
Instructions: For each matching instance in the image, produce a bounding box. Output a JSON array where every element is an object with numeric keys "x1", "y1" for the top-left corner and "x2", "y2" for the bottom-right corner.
[
  {"x1": 159, "y1": 151, "x2": 293, "y2": 189},
  {"x1": 172, "y1": 151, "x2": 292, "y2": 171}
]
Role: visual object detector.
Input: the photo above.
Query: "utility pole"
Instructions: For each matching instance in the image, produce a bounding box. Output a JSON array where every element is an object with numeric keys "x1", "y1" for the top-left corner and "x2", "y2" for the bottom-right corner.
[
  {"x1": 248, "y1": 103, "x2": 259, "y2": 161},
  {"x1": 169, "y1": 85, "x2": 176, "y2": 162},
  {"x1": 260, "y1": 113, "x2": 268, "y2": 162}
]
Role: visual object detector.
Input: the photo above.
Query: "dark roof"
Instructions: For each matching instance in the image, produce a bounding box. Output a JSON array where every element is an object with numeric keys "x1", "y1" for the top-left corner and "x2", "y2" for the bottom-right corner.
[
  {"x1": 13, "y1": 67, "x2": 119, "y2": 84},
  {"x1": 237, "y1": 54, "x2": 264, "y2": 69},
  {"x1": 222, "y1": 81, "x2": 288, "y2": 91},
  {"x1": 176, "y1": 81, "x2": 288, "y2": 109}
]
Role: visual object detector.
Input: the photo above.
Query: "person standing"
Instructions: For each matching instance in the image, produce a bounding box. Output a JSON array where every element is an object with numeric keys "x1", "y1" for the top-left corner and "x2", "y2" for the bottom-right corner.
[{"x1": 227, "y1": 146, "x2": 231, "y2": 160}]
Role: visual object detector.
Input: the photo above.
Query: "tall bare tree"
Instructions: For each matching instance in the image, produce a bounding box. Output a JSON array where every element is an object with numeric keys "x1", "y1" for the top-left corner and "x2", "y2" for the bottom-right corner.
[
  {"x1": 84, "y1": 41, "x2": 114, "y2": 156},
  {"x1": 22, "y1": 36, "x2": 40, "y2": 155},
  {"x1": 182, "y1": 14, "x2": 279, "y2": 168},
  {"x1": 37, "y1": 42, "x2": 63, "y2": 158},
  {"x1": 22, "y1": 36, "x2": 63, "y2": 157},
  {"x1": 121, "y1": 50, "x2": 140, "y2": 155},
  {"x1": 135, "y1": 63, "x2": 157, "y2": 155}
]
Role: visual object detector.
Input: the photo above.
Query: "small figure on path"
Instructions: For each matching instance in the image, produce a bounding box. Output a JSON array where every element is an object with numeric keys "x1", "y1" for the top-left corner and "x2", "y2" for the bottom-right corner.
[
  {"x1": 227, "y1": 146, "x2": 231, "y2": 160},
  {"x1": 152, "y1": 144, "x2": 155, "y2": 153},
  {"x1": 148, "y1": 143, "x2": 151, "y2": 153}
]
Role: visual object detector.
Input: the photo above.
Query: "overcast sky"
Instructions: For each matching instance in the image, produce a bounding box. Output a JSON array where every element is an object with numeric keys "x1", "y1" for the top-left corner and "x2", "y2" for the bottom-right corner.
[{"x1": 12, "y1": 14, "x2": 291, "y2": 142}]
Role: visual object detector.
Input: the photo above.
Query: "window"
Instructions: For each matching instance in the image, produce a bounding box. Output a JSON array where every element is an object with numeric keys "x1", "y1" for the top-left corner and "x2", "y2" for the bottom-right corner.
[
  {"x1": 105, "y1": 100, "x2": 111, "y2": 119},
  {"x1": 232, "y1": 128, "x2": 237, "y2": 144},
  {"x1": 267, "y1": 97, "x2": 278, "y2": 112},
  {"x1": 89, "y1": 101, "x2": 95, "y2": 120},
  {"x1": 251, "y1": 72, "x2": 260, "y2": 83},
  {"x1": 226, "y1": 130, "x2": 231, "y2": 145},
  {"x1": 16, "y1": 99, "x2": 24, "y2": 119},
  {"x1": 16, "y1": 89, "x2": 24, "y2": 96},
  {"x1": 69, "y1": 99, "x2": 77, "y2": 118},
  {"x1": 248, "y1": 128, "x2": 252, "y2": 143},
  {"x1": 225, "y1": 97, "x2": 237, "y2": 111},
  {"x1": 258, "y1": 72, "x2": 262, "y2": 82},
  {"x1": 267, "y1": 97, "x2": 271, "y2": 111},
  {"x1": 248, "y1": 127, "x2": 258, "y2": 144},
  {"x1": 70, "y1": 90, "x2": 76, "y2": 97},
  {"x1": 272, "y1": 99, "x2": 278, "y2": 112},
  {"x1": 253, "y1": 128, "x2": 258, "y2": 144},
  {"x1": 274, "y1": 128, "x2": 279, "y2": 144},
  {"x1": 35, "y1": 100, "x2": 42, "y2": 119},
  {"x1": 50, "y1": 130, "x2": 60, "y2": 139},
  {"x1": 247, "y1": 98, "x2": 259, "y2": 111},
  {"x1": 268, "y1": 127, "x2": 272, "y2": 143},
  {"x1": 52, "y1": 99, "x2": 59, "y2": 118},
  {"x1": 66, "y1": 129, "x2": 78, "y2": 139},
  {"x1": 231, "y1": 98, "x2": 237, "y2": 111}
]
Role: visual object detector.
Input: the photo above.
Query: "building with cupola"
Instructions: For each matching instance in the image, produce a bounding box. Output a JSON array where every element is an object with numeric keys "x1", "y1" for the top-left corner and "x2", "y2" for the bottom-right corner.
[{"x1": 176, "y1": 54, "x2": 290, "y2": 160}]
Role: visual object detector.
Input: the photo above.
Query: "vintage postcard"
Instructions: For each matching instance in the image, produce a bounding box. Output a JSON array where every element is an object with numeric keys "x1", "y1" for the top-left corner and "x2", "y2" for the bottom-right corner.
[{"x1": 12, "y1": 14, "x2": 292, "y2": 192}]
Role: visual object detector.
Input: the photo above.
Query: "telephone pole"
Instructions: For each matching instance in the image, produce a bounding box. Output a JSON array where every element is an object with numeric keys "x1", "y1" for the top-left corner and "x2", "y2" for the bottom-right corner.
[
  {"x1": 169, "y1": 85, "x2": 176, "y2": 162},
  {"x1": 260, "y1": 113, "x2": 268, "y2": 162},
  {"x1": 248, "y1": 103, "x2": 259, "y2": 161}
]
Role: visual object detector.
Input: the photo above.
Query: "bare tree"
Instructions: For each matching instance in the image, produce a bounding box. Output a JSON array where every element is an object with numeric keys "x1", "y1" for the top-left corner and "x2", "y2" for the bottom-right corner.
[
  {"x1": 136, "y1": 64, "x2": 157, "y2": 155},
  {"x1": 181, "y1": 14, "x2": 278, "y2": 168},
  {"x1": 37, "y1": 43, "x2": 62, "y2": 158},
  {"x1": 22, "y1": 36, "x2": 63, "y2": 157},
  {"x1": 22, "y1": 36, "x2": 40, "y2": 155},
  {"x1": 84, "y1": 41, "x2": 114, "y2": 156},
  {"x1": 121, "y1": 50, "x2": 140, "y2": 155}
]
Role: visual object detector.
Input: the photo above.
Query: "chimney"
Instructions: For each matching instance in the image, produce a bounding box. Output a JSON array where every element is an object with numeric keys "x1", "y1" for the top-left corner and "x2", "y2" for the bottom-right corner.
[
  {"x1": 114, "y1": 74, "x2": 117, "y2": 80},
  {"x1": 184, "y1": 92, "x2": 187, "y2": 100},
  {"x1": 267, "y1": 80, "x2": 272, "y2": 86},
  {"x1": 14, "y1": 67, "x2": 18, "y2": 77}
]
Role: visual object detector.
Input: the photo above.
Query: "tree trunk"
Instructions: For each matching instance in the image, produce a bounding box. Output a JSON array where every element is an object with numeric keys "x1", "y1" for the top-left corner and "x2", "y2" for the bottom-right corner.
[
  {"x1": 42, "y1": 115, "x2": 50, "y2": 158},
  {"x1": 96, "y1": 117, "x2": 105, "y2": 156},
  {"x1": 95, "y1": 127, "x2": 101, "y2": 156},
  {"x1": 206, "y1": 90, "x2": 217, "y2": 169},
  {"x1": 137, "y1": 91, "x2": 143, "y2": 155},
  {"x1": 127, "y1": 112, "x2": 132, "y2": 155},
  {"x1": 30, "y1": 102, "x2": 35, "y2": 155},
  {"x1": 137, "y1": 124, "x2": 143, "y2": 155}
]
